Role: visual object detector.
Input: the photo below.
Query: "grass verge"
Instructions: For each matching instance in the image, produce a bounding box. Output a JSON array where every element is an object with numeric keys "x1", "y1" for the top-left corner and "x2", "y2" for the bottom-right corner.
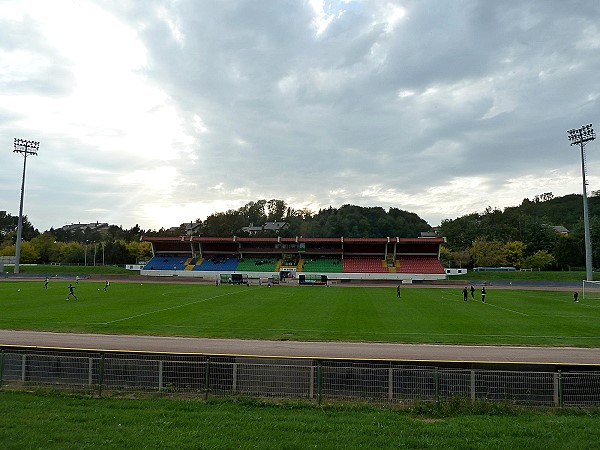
[{"x1": 1, "y1": 390, "x2": 599, "y2": 449}]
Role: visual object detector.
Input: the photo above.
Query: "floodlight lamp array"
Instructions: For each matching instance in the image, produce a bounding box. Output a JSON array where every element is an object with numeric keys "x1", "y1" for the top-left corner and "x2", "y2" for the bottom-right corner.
[
  {"x1": 13, "y1": 138, "x2": 40, "y2": 155},
  {"x1": 567, "y1": 124, "x2": 596, "y2": 145}
]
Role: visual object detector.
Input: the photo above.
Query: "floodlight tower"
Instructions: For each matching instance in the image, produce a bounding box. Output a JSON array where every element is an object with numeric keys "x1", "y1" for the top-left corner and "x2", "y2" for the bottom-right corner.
[
  {"x1": 567, "y1": 124, "x2": 596, "y2": 281},
  {"x1": 13, "y1": 138, "x2": 39, "y2": 274}
]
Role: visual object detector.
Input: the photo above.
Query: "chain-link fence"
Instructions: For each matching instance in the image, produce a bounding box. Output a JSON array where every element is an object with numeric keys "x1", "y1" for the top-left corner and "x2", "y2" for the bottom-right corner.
[{"x1": 1, "y1": 348, "x2": 599, "y2": 407}]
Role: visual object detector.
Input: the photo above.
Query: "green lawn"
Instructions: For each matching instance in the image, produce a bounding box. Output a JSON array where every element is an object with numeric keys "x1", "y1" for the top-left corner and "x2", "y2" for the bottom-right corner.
[
  {"x1": 1, "y1": 281, "x2": 598, "y2": 346},
  {"x1": 1, "y1": 391, "x2": 599, "y2": 450}
]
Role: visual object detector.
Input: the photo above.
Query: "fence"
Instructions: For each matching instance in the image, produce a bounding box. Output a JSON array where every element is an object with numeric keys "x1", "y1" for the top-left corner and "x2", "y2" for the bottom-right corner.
[{"x1": 1, "y1": 348, "x2": 600, "y2": 407}]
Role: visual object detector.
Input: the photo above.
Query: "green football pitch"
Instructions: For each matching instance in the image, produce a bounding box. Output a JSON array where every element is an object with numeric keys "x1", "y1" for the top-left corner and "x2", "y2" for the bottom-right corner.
[{"x1": 1, "y1": 280, "x2": 599, "y2": 347}]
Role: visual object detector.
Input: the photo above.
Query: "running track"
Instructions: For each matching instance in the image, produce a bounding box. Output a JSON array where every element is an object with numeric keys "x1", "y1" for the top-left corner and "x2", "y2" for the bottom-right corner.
[{"x1": 1, "y1": 330, "x2": 599, "y2": 365}]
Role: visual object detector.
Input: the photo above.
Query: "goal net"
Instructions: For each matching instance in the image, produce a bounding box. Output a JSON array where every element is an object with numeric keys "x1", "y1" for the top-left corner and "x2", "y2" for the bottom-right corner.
[{"x1": 582, "y1": 280, "x2": 600, "y2": 299}]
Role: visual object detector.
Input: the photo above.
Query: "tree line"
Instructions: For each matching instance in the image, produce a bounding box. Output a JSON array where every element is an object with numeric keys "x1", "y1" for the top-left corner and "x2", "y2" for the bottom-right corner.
[
  {"x1": 437, "y1": 192, "x2": 600, "y2": 270},
  {"x1": 198, "y1": 200, "x2": 431, "y2": 238},
  {"x1": 1, "y1": 192, "x2": 596, "y2": 269},
  {"x1": 0, "y1": 212, "x2": 151, "y2": 265}
]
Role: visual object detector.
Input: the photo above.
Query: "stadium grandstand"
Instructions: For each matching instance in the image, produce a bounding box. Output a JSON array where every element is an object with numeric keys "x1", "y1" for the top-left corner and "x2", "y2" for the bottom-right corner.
[{"x1": 140, "y1": 236, "x2": 446, "y2": 282}]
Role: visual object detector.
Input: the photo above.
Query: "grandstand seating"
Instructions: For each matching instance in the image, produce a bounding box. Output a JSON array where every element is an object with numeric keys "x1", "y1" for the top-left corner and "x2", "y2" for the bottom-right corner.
[
  {"x1": 396, "y1": 256, "x2": 445, "y2": 274},
  {"x1": 302, "y1": 257, "x2": 343, "y2": 273},
  {"x1": 342, "y1": 256, "x2": 389, "y2": 273},
  {"x1": 144, "y1": 250, "x2": 445, "y2": 275},
  {"x1": 144, "y1": 256, "x2": 188, "y2": 271},
  {"x1": 194, "y1": 256, "x2": 239, "y2": 272},
  {"x1": 235, "y1": 258, "x2": 278, "y2": 272},
  {"x1": 144, "y1": 256, "x2": 445, "y2": 274},
  {"x1": 145, "y1": 254, "x2": 445, "y2": 276}
]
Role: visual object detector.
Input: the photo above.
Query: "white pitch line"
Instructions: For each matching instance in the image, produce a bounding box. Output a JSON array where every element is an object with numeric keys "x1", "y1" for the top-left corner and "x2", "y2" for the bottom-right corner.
[
  {"x1": 437, "y1": 295, "x2": 528, "y2": 316},
  {"x1": 577, "y1": 302, "x2": 600, "y2": 309},
  {"x1": 102, "y1": 291, "x2": 247, "y2": 325},
  {"x1": 483, "y1": 302, "x2": 529, "y2": 316}
]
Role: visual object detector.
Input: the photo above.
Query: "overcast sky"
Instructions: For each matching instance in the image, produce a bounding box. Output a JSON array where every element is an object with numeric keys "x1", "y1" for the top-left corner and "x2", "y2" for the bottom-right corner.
[{"x1": 1, "y1": 0, "x2": 599, "y2": 232}]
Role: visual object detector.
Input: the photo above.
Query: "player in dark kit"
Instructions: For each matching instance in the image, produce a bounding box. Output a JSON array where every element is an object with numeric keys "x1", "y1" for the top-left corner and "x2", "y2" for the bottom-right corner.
[
  {"x1": 103, "y1": 280, "x2": 110, "y2": 291},
  {"x1": 481, "y1": 287, "x2": 486, "y2": 302},
  {"x1": 462, "y1": 286, "x2": 468, "y2": 301},
  {"x1": 67, "y1": 284, "x2": 78, "y2": 301}
]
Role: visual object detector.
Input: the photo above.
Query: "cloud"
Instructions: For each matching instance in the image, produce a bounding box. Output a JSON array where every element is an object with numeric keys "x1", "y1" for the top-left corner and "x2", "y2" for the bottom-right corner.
[{"x1": 0, "y1": 0, "x2": 599, "y2": 232}]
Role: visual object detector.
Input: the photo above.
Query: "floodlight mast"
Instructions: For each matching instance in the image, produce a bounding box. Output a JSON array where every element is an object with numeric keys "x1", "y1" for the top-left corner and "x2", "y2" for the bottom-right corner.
[
  {"x1": 567, "y1": 124, "x2": 596, "y2": 281},
  {"x1": 13, "y1": 138, "x2": 39, "y2": 274}
]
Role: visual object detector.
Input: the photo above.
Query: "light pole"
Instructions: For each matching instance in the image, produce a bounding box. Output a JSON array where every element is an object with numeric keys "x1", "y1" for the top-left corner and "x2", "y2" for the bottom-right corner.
[
  {"x1": 567, "y1": 124, "x2": 596, "y2": 281},
  {"x1": 84, "y1": 240, "x2": 89, "y2": 266},
  {"x1": 13, "y1": 138, "x2": 39, "y2": 274}
]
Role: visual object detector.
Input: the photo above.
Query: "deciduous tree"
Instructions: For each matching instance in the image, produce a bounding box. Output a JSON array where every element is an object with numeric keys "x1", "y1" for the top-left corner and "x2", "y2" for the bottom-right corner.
[{"x1": 470, "y1": 238, "x2": 506, "y2": 267}]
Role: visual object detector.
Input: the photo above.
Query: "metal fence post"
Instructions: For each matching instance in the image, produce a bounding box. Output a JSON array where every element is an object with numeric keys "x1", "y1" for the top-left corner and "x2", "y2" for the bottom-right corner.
[
  {"x1": 0, "y1": 350, "x2": 4, "y2": 389},
  {"x1": 232, "y1": 362, "x2": 238, "y2": 394},
  {"x1": 21, "y1": 354, "x2": 26, "y2": 383},
  {"x1": 204, "y1": 358, "x2": 210, "y2": 400},
  {"x1": 470, "y1": 370, "x2": 476, "y2": 401},
  {"x1": 317, "y1": 361, "x2": 322, "y2": 405},
  {"x1": 309, "y1": 363, "x2": 314, "y2": 399},
  {"x1": 553, "y1": 372, "x2": 559, "y2": 406},
  {"x1": 158, "y1": 360, "x2": 164, "y2": 390},
  {"x1": 88, "y1": 357, "x2": 93, "y2": 386},
  {"x1": 558, "y1": 370, "x2": 564, "y2": 408},
  {"x1": 98, "y1": 353, "x2": 105, "y2": 397},
  {"x1": 434, "y1": 367, "x2": 439, "y2": 402},
  {"x1": 388, "y1": 365, "x2": 393, "y2": 400}
]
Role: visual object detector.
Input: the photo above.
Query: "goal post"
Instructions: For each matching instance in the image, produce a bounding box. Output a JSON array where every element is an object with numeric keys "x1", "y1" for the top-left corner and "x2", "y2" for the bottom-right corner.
[{"x1": 582, "y1": 280, "x2": 600, "y2": 299}]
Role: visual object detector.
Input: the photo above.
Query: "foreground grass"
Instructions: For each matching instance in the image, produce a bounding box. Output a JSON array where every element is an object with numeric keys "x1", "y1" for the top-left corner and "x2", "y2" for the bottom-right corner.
[
  {"x1": 0, "y1": 390, "x2": 599, "y2": 449},
  {"x1": 1, "y1": 281, "x2": 598, "y2": 346}
]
